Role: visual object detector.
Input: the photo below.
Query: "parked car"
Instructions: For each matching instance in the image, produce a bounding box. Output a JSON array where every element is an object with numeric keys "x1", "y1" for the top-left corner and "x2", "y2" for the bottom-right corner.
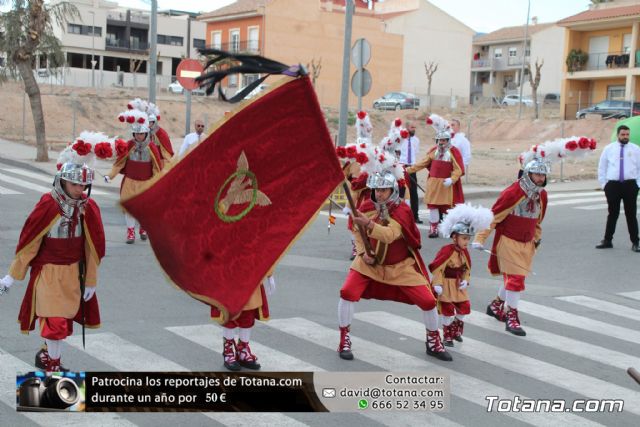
[
  {"x1": 167, "y1": 81, "x2": 205, "y2": 96},
  {"x1": 576, "y1": 100, "x2": 640, "y2": 119},
  {"x1": 501, "y1": 94, "x2": 534, "y2": 107},
  {"x1": 543, "y1": 93, "x2": 560, "y2": 104},
  {"x1": 373, "y1": 92, "x2": 419, "y2": 111},
  {"x1": 235, "y1": 83, "x2": 269, "y2": 100}
]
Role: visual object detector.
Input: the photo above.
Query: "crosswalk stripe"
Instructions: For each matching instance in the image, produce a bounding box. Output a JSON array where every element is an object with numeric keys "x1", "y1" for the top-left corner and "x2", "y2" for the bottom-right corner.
[
  {"x1": 1, "y1": 168, "x2": 113, "y2": 197},
  {"x1": 619, "y1": 291, "x2": 640, "y2": 301},
  {"x1": 0, "y1": 184, "x2": 22, "y2": 195},
  {"x1": 67, "y1": 332, "x2": 185, "y2": 371},
  {"x1": 548, "y1": 197, "x2": 605, "y2": 207},
  {"x1": 355, "y1": 311, "x2": 640, "y2": 416},
  {"x1": 574, "y1": 204, "x2": 610, "y2": 210},
  {"x1": 66, "y1": 332, "x2": 310, "y2": 426},
  {"x1": 466, "y1": 311, "x2": 640, "y2": 371},
  {"x1": 265, "y1": 317, "x2": 603, "y2": 426},
  {"x1": 519, "y1": 300, "x2": 640, "y2": 345},
  {"x1": 166, "y1": 324, "x2": 320, "y2": 371},
  {"x1": 0, "y1": 346, "x2": 135, "y2": 426},
  {"x1": 166, "y1": 323, "x2": 461, "y2": 426},
  {"x1": 557, "y1": 295, "x2": 640, "y2": 322},
  {"x1": 0, "y1": 172, "x2": 51, "y2": 193},
  {"x1": 547, "y1": 191, "x2": 603, "y2": 200}
]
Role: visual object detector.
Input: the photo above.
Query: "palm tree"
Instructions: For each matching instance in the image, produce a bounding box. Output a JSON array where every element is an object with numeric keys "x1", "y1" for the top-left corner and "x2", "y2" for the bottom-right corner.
[{"x1": 0, "y1": 1, "x2": 79, "y2": 161}]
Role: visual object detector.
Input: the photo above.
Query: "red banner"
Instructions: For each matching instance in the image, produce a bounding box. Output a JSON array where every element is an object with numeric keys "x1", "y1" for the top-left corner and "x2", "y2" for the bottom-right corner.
[{"x1": 121, "y1": 76, "x2": 344, "y2": 321}]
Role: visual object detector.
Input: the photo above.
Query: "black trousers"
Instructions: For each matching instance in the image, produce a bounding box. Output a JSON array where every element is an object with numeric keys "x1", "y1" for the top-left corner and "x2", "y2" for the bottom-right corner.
[
  {"x1": 603, "y1": 180, "x2": 639, "y2": 244},
  {"x1": 399, "y1": 172, "x2": 420, "y2": 220}
]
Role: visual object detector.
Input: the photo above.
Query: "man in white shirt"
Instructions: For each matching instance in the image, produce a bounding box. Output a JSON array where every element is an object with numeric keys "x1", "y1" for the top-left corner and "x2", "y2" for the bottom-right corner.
[
  {"x1": 399, "y1": 121, "x2": 422, "y2": 222},
  {"x1": 178, "y1": 119, "x2": 205, "y2": 157},
  {"x1": 450, "y1": 119, "x2": 471, "y2": 170},
  {"x1": 596, "y1": 125, "x2": 640, "y2": 252}
]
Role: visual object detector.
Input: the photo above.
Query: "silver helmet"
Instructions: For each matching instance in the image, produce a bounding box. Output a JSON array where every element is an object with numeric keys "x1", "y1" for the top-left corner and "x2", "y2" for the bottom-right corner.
[
  {"x1": 132, "y1": 121, "x2": 150, "y2": 134},
  {"x1": 367, "y1": 171, "x2": 400, "y2": 207},
  {"x1": 57, "y1": 162, "x2": 94, "y2": 185},
  {"x1": 520, "y1": 158, "x2": 549, "y2": 193},
  {"x1": 435, "y1": 130, "x2": 451, "y2": 141},
  {"x1": 449, "y1": 221, "x2": 474, "y2": 236}
]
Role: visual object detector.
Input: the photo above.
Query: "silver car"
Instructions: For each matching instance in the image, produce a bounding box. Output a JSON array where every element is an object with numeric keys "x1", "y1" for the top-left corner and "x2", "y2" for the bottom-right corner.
[{"x1": 373, "y1": 92, "x2": 419, "y2": 111}]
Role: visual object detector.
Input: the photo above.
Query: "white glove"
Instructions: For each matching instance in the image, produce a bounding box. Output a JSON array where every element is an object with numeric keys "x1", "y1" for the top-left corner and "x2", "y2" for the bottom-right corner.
[
  {"x1": 0, "y1": 275, "x2": 15, "y2": 294},
  {"x1": 458, "y1": 280, "x2": 469, "y2": 290},
  {"x1": 433, "y1": 285, "x2": 443, "y2": 296},
  {"x1": 342, "y1": 206, "x2": 351, "y2": 216},
  {"x1": 264, "y1": 276, "x2": 276, "y2": 296},
  {"x1": 471, "y1": 242, "x2": 484, "y2": 251},
  {"x1": 103, "y1": 176, "x2": 110, "y2": 183},
  {"x1": 443, "y1": 178, "x2": 453, "y2": 187},
  {"x1": 83, "y1": 286, "x2": 96, "y2": 302}
]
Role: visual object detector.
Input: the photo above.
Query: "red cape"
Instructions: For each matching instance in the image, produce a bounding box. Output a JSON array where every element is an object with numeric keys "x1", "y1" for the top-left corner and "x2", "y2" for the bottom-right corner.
[
  {"x1": 426, "y1": 145, "x2": 465, "y2": 204},
  {"x1": 488, "y1": 181, "x2": 547, "y2": 275},
  {"x1": 117, "y1": 140, "x2": 163, "y2": 167},
  {"x1": 155, "y1": 127, "x2": 174, "y2": 157},
  {"x1": 17, "y1": 193, "x2": 105, "y2": 332},
  {"x1": 428, "y1": 243, "x2": 471, "y2": 273},
  {"x1": 359, "y1": 199, "x2": 429, "y2": 278}
]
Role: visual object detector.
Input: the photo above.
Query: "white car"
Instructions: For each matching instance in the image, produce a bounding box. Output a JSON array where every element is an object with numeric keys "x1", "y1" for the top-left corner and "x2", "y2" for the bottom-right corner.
[
  {"x1": 168, "y1": 81, "x2": 184, "y2": 94},
  {"x1": 501, "y1": 94, "x2": 534, "y2": 107},
  {"x1": 168, "y1": 81, "x2": 205, "y2": 96},
  {"x1": 235, "y1": 83, "x2": 269, "y2": 100}
]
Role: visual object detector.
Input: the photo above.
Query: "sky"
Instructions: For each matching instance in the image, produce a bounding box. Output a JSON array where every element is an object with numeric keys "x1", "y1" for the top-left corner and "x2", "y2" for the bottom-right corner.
[
  {"x1": 0, "y1": 0, "x2": 593, "y2": 33},
  {"x1": 113, "y1": 0, "x2": 592, "y2": 33}
]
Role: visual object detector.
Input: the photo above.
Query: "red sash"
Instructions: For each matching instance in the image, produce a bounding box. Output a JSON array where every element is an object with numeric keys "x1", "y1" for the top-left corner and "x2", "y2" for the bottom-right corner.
[
  {"x1": 31, "y1": 237, "x2": 83, "y2": 267},
  {"x1": 122, "y1": 160, "x2": 153, "y2": 180},
  {"x1": 497, "y1": 214, "x2": 537, "y2": 243},
  {"x1": 444, "y1": 266, "x2": 466, "y2": 279},
  {"x1": 369, "y1": 237, "x2": 411, "y2": 265},
  {"x1": 429, "y1": 159, "x2": 453, "y2": 178}
]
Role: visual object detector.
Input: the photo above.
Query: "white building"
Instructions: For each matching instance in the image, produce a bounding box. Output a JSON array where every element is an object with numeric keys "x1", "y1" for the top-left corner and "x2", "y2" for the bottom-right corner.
[
  {"x1": 470, "y1": 21, "x2": 564, "y2": 103},
  {"x1": 46, "y1": 0, "x2": 206, "y2": 88},
  {"x1": 379, "y1": 0, "x2": 475, "y2": 107}
]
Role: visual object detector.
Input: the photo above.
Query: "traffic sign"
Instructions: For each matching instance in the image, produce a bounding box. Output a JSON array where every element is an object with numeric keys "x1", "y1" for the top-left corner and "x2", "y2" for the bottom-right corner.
[
  {"x1": 351, "y1": 38, "x2": 371, "y2": 69},
  {"x1": 351, "y1": 68, "x2": 372, "y2": 97},
  {"x1": 176, "y1": 59, "x2": 204, "y2": 91}
]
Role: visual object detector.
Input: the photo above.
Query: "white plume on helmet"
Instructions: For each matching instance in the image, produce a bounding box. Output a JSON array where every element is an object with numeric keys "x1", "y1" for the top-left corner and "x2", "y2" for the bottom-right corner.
[
  {"x1": 355, "y1": 111, "x2": 372, "y2": 141},
  {"x1": 439, "y1": 203, "x2": 493, "y2": 238},
  {"x1": 518, "y1": 136, "x2": 597, "y2": 169},
  {"x1": 425, "y1": 114, "x2": 451, "y2": 136}
]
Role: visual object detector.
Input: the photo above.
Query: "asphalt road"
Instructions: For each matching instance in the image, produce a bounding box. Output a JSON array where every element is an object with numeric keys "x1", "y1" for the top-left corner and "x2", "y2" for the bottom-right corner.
[{"x1": 1, "y1": 159, "x2": 639, "y2": 427}]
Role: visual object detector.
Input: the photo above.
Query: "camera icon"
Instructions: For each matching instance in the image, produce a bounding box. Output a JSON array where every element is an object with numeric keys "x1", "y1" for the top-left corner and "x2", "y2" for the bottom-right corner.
[
  {"x1": 18, "y1": 376, "x2": 81, "y2": 410},
  {"x1": 322, "y1": 388, "x2": 336, "y2": 398}
]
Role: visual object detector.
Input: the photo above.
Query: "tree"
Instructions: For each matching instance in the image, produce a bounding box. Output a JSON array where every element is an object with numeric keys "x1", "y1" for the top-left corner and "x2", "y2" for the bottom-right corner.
[
  {"x1": 0, "y1": 1, "x2": 78, "y2": 161},
  {"x1": 423, "y1": 61, "x2": 438, "y2": 109},
  {"x1": 526, "y1": 58, "x2": 544, "y2": 119},
  {"x1": 306, "y1": 57, "x2": 322, "y2": 88}
]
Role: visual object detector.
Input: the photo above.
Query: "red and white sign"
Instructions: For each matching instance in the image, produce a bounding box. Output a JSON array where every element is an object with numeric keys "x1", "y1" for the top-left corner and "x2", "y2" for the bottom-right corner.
[{"x1": 176, "y1": 59, "x2": 204, "y2": 91}]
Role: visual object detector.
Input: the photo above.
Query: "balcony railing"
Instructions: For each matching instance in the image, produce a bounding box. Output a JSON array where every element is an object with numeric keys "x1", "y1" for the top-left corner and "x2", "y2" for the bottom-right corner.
[
  {"x1": 210, "y1": 40, "x2": 261, "y2": 54},
  {"x1": 105, "y1": 38, "x2": 149, "y2": 52},
  {"x1": 471, "y1": 56, "x2": 529, "y2": 70},
  {"x1": 106, "y1": 11, "x2": 149, "y2": 25},
  {"x1": 581, "y1": 51, "x2": 634, "y2": 71},
  {"x1": 471, "y1": 58, "x2": 491, "y2": 68}
]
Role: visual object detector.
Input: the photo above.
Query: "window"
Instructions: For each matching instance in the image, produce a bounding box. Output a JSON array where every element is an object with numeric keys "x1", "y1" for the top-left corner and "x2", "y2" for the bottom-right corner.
[
  {"x1": 230, "y1": 30, "x2": 240, "y2": 52},
  {"x1": 623, "y1": 34, "x2": 632, "y2": 54},
  {"x1": 67, "y1": 24, "x2": 101, "y2": 36},
  {"x1": 494, "y1": 48, "x2": 502, "y2": 58},
  {"x1": 228, "y1": 73, "x2": 238, "y2": 87},
  {"x1": 193, "y1": 38, "x2": 205, "y2": 49},
  {"x1": 607, "y1": 85, "x2": 625, "y2": 101},
  {"x1": 508, "y1": 47, "x2": 517, "y2": 57},
  {"x1": 211, "y1": 31, "x2": 222, "y2": 49},
  {"x1": 158, "y1": 35, "x2": 183, "y2": 46},
  {"x1": 248, "y1": 26, "x2": 259, "y2": 52},
  {"x1": 68, "y1": 24, "x2": 82, "y2": 34}
]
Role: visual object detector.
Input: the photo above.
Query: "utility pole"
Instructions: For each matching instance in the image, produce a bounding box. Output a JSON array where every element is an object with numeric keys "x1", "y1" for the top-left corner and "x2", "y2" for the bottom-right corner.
[
  {"x1": 89, "y1": 11, "x2": 95, "y2": 88},
  {"x1": 517, "y1": 0, "x2": 531, "y2": 119},
  {"x1": 337, "y1": 0, "x2": 354, "y2": 147},
  {"x1": 149, "y1": 0, "x2": 158, "y2": 103}
]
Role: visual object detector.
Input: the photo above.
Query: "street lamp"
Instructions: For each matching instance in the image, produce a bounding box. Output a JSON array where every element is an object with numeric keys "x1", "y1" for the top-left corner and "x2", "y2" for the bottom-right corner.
[
  {"x1": 89, "y1": 11, "x2": 96, "y2": 88},
  {"x1": 517, "y1": 0, "x2": 531, "y2": 119}
]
